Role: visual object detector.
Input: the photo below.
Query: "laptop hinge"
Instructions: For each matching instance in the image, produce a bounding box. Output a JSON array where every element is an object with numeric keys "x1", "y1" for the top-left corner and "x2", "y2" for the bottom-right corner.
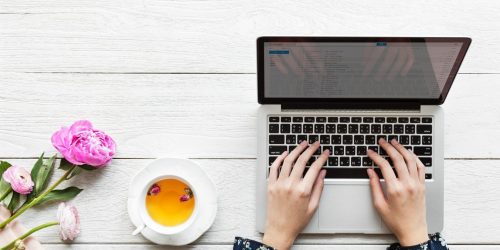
[{"x1": 281, "y1": 102, "x2": 420, "y2": 111}]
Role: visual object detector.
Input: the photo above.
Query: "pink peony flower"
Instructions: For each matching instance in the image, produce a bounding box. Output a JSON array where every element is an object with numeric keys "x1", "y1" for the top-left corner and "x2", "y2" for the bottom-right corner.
[
  {"x1": 51, "y1": 120, "x2": 116, "y2": 168},
  {"x1": 2, "y1": 165, "x2": 34, "y2": 195},
  {"x1": 57, "y1": 202, "x2": 80, "y2": 241}
]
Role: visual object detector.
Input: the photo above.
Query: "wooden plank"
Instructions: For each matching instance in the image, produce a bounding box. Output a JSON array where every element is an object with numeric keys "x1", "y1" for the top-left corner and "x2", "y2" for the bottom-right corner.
[
  {"x1": 46, "y1": 244, "x2": 500, "y2": 249},
  {"x1": 0, "y1": 0, "x2": 499, "y2": 73},
  {"x1": 0, "y1": 73, "x2": 498, "y2": 158},
  {"x1": 1, "y1": 158, "x2": 499, "y2": 244}
]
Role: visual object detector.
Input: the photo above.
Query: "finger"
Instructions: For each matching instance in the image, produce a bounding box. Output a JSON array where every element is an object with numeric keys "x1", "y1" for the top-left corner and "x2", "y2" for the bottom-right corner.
[
  {"x1": 268, "y1": 151, "x2": 288, "y2": 184},
  {"x1": 308, "y1": 169, "x2": 326, "y2": 214},
  {"x1": 367, "y1": 149, "x2": 397, "y2": 184},
  {"x1": 401, "y1": 46, "x2": 414, "y2": 76},
  {"x1": 279, "y1": 140, "x2": 308, "y2": 179},
  {"x1": 412, "y1": 150, "x2": 426, "y2": 183},
  {"x1": 390, "y1": 139, "x2": 418, "y2": 178},
  {"x1": 301, "y1": 149, "x2": 329, "y2": 191},
  {"x1": 378, "y1": 138, "x2": 409, "y2": 180},
  {"x1": 367, "y1": 168, "x2": 388, "y2": 213},
  {"x1": 290, "y1": 141, "x2": 321, "y2": 179}
]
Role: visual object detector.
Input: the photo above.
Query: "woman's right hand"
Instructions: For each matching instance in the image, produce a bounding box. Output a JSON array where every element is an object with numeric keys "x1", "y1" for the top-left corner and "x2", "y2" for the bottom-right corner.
[{"x1": 367, "y1": 138, "x2": 429, "y2": 246}]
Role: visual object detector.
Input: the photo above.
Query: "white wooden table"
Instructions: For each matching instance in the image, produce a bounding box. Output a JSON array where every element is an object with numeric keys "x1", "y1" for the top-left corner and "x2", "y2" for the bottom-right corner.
[{"x1": 1, "y1": 0, "x2": 499, "y2": 249}]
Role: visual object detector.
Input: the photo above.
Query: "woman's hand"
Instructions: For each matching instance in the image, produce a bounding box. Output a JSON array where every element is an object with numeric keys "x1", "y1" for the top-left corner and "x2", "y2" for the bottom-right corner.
[
  {"x1": 263, "y1": 141, "x2": 328, "y2": 250},
  {"x1": 367, "y1": 138, "x2": 429, "y2": 246}
]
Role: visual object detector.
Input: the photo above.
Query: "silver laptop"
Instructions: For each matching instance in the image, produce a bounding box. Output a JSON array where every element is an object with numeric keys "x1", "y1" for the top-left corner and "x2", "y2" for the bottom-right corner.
[{"x1": 256, "y1": 37, "x2": 471, "y2": 233}]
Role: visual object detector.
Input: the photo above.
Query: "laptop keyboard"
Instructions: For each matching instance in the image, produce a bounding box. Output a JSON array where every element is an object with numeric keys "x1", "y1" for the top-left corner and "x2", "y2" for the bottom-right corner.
[{"x1": 268, "y1": 115, "x2": 433, "y2": 179}]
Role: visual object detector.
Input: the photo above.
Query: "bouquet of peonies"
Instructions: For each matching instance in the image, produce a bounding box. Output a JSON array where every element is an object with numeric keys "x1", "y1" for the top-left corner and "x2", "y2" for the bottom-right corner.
[{"x1": 0, "y1": 120, "x2": 116, "y2": 249}]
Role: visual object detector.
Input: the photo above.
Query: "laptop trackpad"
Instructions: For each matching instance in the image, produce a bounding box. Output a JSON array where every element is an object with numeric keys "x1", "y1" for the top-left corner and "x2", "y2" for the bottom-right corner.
[{"x1": 319, "y1": 185, "x2": 382, "y2": 232}]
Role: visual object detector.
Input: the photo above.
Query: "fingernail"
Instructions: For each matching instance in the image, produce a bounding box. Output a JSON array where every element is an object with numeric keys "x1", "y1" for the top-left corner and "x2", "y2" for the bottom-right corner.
[
  {"x1": 320, "y1": 170, "x2": 326, "y2": 178},
  {"x1": 324, "y1": 149, "x2": 330, "y2": 155},
  {"x1": 366, "y1": 168, "x2": 372, "y2": 176},
  {"x1": 300, "y1": 140, "x2": 307, "y2": 146},
  {"x1": 314, "y1": 141, "x2": 320, "y2": 145}
]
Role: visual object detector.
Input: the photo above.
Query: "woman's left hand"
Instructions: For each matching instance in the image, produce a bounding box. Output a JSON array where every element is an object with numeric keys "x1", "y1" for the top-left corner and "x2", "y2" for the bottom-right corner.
[{"x1": 263, "y1": 141, "x2": 328, "y2": 250}]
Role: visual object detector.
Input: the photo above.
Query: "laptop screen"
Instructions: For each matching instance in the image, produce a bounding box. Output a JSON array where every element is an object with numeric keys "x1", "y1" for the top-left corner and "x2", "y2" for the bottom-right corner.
[{"x1": 257, "y1": 37, "x2": 471, "y2": 104}]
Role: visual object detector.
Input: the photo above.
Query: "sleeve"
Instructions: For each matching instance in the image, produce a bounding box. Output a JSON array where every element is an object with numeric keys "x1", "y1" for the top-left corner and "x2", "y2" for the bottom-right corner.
[
  {"x1": 387, "y1": 233, "x2": 449, "y2": 250},
  {"x1": 233, "y1": 237, "x2": 276, "y2": 250}
]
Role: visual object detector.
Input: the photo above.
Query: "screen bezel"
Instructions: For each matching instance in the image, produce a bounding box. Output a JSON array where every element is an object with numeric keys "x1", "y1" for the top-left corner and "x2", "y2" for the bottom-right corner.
[{"x1": 257, "y1": 37, "x2": 471, "y2": 105}]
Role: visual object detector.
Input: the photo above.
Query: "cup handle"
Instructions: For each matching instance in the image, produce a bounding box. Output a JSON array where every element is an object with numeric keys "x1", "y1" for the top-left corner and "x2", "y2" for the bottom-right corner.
[{"x1": 132, "y1": 224, "x2": 145, "y2": 236}]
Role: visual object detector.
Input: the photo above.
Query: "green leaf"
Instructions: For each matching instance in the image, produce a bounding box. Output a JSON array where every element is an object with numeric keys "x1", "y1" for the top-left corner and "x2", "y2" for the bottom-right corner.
[
  {"x1": 58, "y1": 158, "x2": 75, "y2": 170},
  {"x1": 0, "y1": 161, "x2": 13, "y2": 202},
  {"x1": 79, "y1": 164, "x2": 98, "y2": 171},
  {"x1": 37, "y1": 186, "x2": 83, "y2": 205},
  {"x1": 32, "y1": 154, "x2": 56, "y2": 197},
  {"x1": 0, "y1": 161, "x2": 12, "y2": 175},
  {"x1": 6, "y1": 191, "x2": 20, "y2": 213}
]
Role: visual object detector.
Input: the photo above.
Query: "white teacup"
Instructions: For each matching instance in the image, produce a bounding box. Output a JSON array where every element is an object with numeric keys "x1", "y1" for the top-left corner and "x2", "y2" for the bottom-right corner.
[{"x1": 132, "y1": 175, "x2": 199, "y2": 236}]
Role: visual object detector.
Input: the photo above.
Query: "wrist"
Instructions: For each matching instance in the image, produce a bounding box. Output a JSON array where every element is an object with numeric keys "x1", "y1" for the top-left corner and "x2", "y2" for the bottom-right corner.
[
  {"x1": 398, "y1": 228, "x2": 429, "y2": 247},
  {"x1": 263, "y1": 229, "x2": 295, "y2": 250}
]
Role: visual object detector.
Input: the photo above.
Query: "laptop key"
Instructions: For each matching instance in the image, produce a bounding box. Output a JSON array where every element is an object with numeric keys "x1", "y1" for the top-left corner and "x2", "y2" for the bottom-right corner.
[
  {"x1": 388, "y1": 135, "x2": 398, "y2": 142},
  {"x1": 387, "y1": 117, "x2": 397, "y2": 123},
  {"x1": 371, "y1": 124, "x2": 381, "y2": 134},
  {"x1": 286, "y1": 135, "x2": 296, "y2": 144},
  {"x1": 289, "y1": 145, "x2": 297, "y2": 152},
  {"x1": 354, "y1": 135, "x2": 364, "y2": 144},
  {"x1": 422, "y1": 117, "x2": 433, "y2": 123},
  {"x1": 419, "y1": 157, "x2": 432, "y2": 167},
  {"x1": 340, "y1": 117, "x2": 350, "y2": 123},
  {"x1": 269, "y1": 146, "x2": 287, "y2": 155},
  {"x1": 326, "y1": 124, "x2": 336, "y2": 133},
  {"x1": 269, "y1": 124, "x2": 279, "y2": 133},
  {"x1": 308, "y1": 135, "x2": 319, "y2": 144},
  {"x1": 269, "y1": 117, "x2": 279, "y2": 122},
  {"x1": 368, "y1": 146, "x2": 379, "y2": 153},
  {"x1": 400, "y1": 135, "x2": 410, "y2": 145},
  {"x1": 422, "y1": 136, "x2": 432, "y2": 145},
  {"x1": 280, "y1": 124, "x2": 290, "y2": 133},
  {"x1": 398, "y1": 117, "x2": 409, "y2": 123},
  {"x1": 382, "y1": 124, "x2": 393, "y2": 134},
  {"x1": 351, "y1": 157, "x2": 361, "y2": 166},
  {"x1": 357, "y1": 146, "x2": 367, "y2": 155},
  {"x1": 337, "y1": 124, "x2": 348, "y2": 133},
  {"x1": 405, "y1": 124, "x2": 416, "y2": 134},
  {"x1": 360, "y1": 124, "x2": 370, "y2": 134},
  {"x1": 340, "y1": 157, "x2": 350, "y2": 166},
  {"x1": 417, "y1": 125, "x2": 432, "y2": 134},
  {"x1": 375, "y1": 117, "x2": 386, "y2": 123},
  {"x1": 281, "y1": 117, "x2": 291, "y2": 122},
  {"x1": 411, "y1": 135, "x2": 421, "y2": 145},
  {"x1": 413, "y1": 146, "x2": 432, "y2": 156},
  {"x1": 305, "y1": 117, "x2": 315, "y2": 123},
  {"x1": 346, "y1": 146, "x2": 355, "y2": 155},
  {"x1": 303, "y1": 124, "x2": 313, "y2": 133},
  {"x1": 349, "y1": 124, "x2": 359, "y2": 133},
  {"x1": 293, "y1": 117, "x2": 303, "y2": 122},
  {"x1": 394, "y1": 124, "x2": 404, "y2": 134},
  {"x1": 315, "y1": 124, "x2": 325, "y2": 133},
  {"x1": 323, "y1": 146, "x2": 333, "y2": 154},
  {"x1": 316, "y1": 117, "x2": 326, "y2": 123},
  {"x1": 269, "y1": 156, "x2": 278, "y2": 165},
  {"x1": 297, "y1": 135, "x2": 307, "y2": 143},
  {"x1": 269, "y1": 135, "x2": 285, "y2": 144},
  {"x1": 410, "y1": 117, "x2": 420, "y2": 123},
  {"x1": 332, "y1": 135, "x2": 341, "y2": 144},
  {"x1": 328, "y1": 157, "x2": 339, "y2": 166},
  {"x1": 343, "y1": 135, "x2": 353, "y2": 144},
  {"x1": 320, "y1": 135, "x2": 330, "y2": 144},
  {"x1": 365, "y1": 135, "x2": 376, "y2": 144},
  {"x1": 362, "y1": 157, "x2": 373, "y2": 166},
  {"x1": 334, "y1": 146, "x2": 344, "y2": 155},
  {"x1": 363, "y1": 117, "x2": 374, "y2": 123},
  {"x1": 292, "y1": 124, "x2": 302, "y2": 133},
  {"x1": 352, "y1": 117, "x2": 362, "y2": 123},
  {"x1": 328, "y1": 117, "x2": 338, "y2": 123}
]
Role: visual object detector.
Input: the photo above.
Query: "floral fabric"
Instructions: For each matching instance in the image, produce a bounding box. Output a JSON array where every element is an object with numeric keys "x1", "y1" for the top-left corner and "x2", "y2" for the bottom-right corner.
[{"x1": 233, "y1": 233, "x2": 448, "y2": 250}]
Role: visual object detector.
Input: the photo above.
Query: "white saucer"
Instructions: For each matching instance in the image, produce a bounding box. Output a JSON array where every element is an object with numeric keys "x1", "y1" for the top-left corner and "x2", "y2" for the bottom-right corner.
[{"x1": 127, "y1": 158, "x2": 217, "y2": 245}]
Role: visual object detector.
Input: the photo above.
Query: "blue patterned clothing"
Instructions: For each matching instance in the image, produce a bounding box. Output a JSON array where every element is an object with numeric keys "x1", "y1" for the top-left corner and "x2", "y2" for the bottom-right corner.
[{"x1": 233, "y1": 233, "x2": 448, "y2": 250}]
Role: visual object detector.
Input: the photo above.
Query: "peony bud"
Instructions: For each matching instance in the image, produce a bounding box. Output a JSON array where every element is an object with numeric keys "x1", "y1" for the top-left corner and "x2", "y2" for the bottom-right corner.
[
  {"x1": 57, "y1": 202, "x2": 80, "y2": 241},
  {"x1": 2, "y1": 165, "x2": 34, "y2": 195}
]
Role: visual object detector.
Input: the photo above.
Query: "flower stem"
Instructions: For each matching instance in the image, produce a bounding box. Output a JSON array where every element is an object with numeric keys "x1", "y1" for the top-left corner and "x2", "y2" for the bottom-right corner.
[
  {"x1": 0, "y1": 165, "x2": 77, "y2": 229},
  {"x1": 0, "y1": 221, "x2": 59, "y2": 250}
]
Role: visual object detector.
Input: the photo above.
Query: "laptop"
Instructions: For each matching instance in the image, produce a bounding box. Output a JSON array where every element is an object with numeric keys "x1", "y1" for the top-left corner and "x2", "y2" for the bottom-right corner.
[{"x1": 256, "y1": 37, "x2": 471, "y2": 233}]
